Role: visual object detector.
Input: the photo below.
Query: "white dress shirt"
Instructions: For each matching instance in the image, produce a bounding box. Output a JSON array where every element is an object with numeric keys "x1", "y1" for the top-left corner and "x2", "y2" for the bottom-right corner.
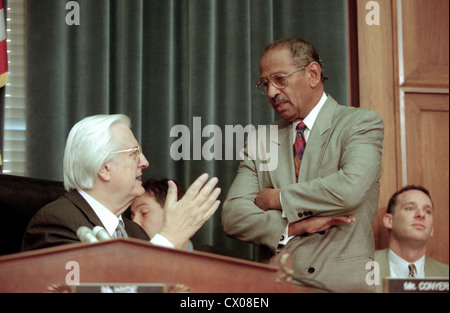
[
  {"x1": 388, "y1": 249, "x2": 425, "y2": 278},
  {"x1": 78, "y1": 190, "x2": 174, "y2": 248}
]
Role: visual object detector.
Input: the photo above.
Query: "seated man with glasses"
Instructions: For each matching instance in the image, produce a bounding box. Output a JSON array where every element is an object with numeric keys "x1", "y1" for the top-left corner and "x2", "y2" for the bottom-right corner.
[
  {"x1": 222, "y1": 37, "x2": 384, "y2": 292},
  {"x1": 22, "y1": 114, "x2": 221, "y2": 251}
]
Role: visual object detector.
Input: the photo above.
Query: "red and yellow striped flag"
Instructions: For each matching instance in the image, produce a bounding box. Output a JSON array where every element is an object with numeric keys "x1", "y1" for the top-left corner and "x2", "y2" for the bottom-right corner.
[{"x1": 0, "y1": 0, "x2": 8, "y2": 88}]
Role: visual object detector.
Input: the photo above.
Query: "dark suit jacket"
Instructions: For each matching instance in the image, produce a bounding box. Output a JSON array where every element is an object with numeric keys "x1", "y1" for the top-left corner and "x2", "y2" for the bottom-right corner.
[
  {"x1": 223, "y1": 96, "x2": 384, "y2": 292},
  {"x1": 22, "y1": 190, "x2": 150, "y2": 251}
]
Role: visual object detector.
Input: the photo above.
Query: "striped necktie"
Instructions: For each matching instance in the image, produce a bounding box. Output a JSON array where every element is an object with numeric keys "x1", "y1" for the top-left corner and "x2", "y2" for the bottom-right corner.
[
  {"x1": 408, "y1": 264, "x2": 417, "y2": 278},
  {"x1": 114, "y1": 220, "x2": 128, "y2": 238},
  {"x1": 293, "y1": 122, "x2": 307, "y2": 182}
]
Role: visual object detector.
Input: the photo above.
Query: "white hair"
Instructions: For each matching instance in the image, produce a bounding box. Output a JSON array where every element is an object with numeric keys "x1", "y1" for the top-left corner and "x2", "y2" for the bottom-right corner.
[{"x1": 63, "y1": 114, "x2": 131, "y2": 191}]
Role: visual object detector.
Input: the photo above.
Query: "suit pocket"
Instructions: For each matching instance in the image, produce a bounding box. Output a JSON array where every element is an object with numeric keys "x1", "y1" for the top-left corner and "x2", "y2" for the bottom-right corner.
[
  {"x1": 332, "y1": 254, "x2": 375, "y2": 292},
  {"x1": 334, "y1": 254, "x2": 372, "y2": 263}
]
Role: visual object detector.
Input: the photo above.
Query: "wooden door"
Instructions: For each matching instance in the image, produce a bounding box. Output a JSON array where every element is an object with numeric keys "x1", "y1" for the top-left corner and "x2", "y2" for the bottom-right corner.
[{"x1": 357, "y1": 0, "x2": 449, "y2": 264}]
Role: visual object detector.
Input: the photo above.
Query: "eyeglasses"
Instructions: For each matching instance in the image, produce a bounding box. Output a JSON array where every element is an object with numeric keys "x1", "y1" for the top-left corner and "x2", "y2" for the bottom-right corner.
[
  {"x1": 111, "y1": 145, "x2": 143, "y2": 161},
  {"x1": 255, "y1": 66, "x2": 306, "y2": 95}
]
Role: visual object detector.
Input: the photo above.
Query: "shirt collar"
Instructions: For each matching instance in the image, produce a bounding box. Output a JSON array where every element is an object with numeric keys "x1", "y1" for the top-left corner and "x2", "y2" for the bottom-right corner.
[
  {"x1": 292, "y1": 92, "x2": 327, "y2": 142},
  {"x1": 388, "y1": 248, "x2": 425, "y2": 278},
  {"x1": 77, "y1": 189, "x2": 122, "y2": 236}
]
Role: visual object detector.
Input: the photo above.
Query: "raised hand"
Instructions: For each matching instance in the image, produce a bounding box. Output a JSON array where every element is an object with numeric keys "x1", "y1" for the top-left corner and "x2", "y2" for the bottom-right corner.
[{"x1": 158, "y1": 173, "x2": 221, "y2": 249}]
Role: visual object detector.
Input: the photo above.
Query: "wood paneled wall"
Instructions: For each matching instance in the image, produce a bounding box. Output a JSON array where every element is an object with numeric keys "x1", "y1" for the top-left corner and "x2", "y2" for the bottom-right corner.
[{"x1": 356, "y1": 0, "x2": 449, "y2": 264}]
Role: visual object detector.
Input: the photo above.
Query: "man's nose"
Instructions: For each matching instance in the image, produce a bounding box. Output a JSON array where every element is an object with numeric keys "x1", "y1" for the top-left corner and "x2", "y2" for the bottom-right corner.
[
  {"x1": 415, "y1": 208, "x2": 425, "y2": 219},
  {"x1": 139, "y1": 154, "x2": 150, "y2": 169},
  {"x1": 267, "y1": 83, "x2": 280, "y2": 101}
]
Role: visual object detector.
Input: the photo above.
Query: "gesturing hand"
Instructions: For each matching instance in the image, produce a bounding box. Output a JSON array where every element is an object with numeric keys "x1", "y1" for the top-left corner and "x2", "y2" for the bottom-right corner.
[{"x1": 158, "y1": 173, "x2": 221, "y2": 249}]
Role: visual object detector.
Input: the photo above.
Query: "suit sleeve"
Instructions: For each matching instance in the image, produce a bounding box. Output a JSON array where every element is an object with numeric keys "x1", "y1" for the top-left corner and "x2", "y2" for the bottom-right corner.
[
  {"x1": 222, "y1": 127, "x2": 287, "y2": 254},
  {"x1": 281, "y1": 109, "x2": 384, "y2": 222},
  {"x1": 223, "y1": 109, "x2": 384, "y2": 254}
]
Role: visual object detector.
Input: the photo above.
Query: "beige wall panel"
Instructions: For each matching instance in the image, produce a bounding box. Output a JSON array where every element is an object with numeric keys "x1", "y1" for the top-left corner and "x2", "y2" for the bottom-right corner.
[
  {"x1": 357, "y1": 0, "x2": 399, "y2": 251},
  {"x1": 400, "y1": 0, "x2": 449, "y2": 87},
  {"x1": 357, "y1": 0, "x2": 449, "y2": 264},
  {"x1": 404, "y1": 93, "x2": 449, "y2": 264}
]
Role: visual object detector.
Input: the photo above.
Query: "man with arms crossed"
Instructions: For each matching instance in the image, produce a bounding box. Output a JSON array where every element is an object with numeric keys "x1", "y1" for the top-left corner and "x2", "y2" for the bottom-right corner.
[{"x1": 222, "y1": 37, "x2": 384, "y2": 292}]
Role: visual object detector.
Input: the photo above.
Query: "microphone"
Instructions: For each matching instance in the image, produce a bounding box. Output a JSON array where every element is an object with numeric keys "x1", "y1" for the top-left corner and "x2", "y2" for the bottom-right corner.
[
  {"x1": 76, "y1": 226, "x2": 99, "y2": 243},
  {"x1": 92, "y1": 226, "x2": 112, "y2": 241}
]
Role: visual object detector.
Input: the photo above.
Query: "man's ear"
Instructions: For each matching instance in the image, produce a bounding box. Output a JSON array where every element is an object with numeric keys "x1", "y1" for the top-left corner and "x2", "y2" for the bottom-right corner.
[
  {"x1": 383, "y1": 213, "x2": 393, "y2": 230},
  {"x1": 98, "y1": 162, "x2": 112, "y2": 182},
  {"x1": 307, "y1": 62, "x2": 322, "y2": 88}
]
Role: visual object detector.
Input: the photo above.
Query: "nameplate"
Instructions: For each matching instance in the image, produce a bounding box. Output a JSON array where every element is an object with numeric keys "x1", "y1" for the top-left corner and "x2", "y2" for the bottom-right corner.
[
  {"x1": 384, "y1": 278, "x2": 449, "y2": 293},
  {"x1": 47, "y1": 283, "x2": 190, "y2": 293}
]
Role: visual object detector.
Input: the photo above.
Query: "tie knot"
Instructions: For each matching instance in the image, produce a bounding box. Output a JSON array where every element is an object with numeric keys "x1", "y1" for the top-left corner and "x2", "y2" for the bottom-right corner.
[
  {"x1": 296, "y1": 122, "x2": 306, "y2": 131},
  {"x1": 296, "y1": 122, "x2": 307, "y2": 137},
  {"x1": 114, "y1": 220, "x2": 128, "y2": 238}
]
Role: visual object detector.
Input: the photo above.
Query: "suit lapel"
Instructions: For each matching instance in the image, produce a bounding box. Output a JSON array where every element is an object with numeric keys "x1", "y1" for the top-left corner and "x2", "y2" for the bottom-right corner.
[
  {"x1": 299, "y1": 96, "x2": 337, "y2": 180},
  {"x1": 380, "y1": 249, "x2": 391, "y2": 279},
  {"x1": 266, "y1": 96, "x2": 338, "y2": 185},
  {"x1": 268, "y1": 120, "x2": 296, "y2": 186},
  {"x1": 64, "y1": 190, "x2": 105, "y2": 227},
  {"x1": 424, "y1": 256, "x2": 446, "y2": 277}
]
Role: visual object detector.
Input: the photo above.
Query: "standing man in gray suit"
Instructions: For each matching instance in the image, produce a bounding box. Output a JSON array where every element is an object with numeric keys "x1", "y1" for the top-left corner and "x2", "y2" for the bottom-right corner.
[
  {"x1": 374, "y1": 185, "x2": 449, "y2": 292},
  {"x1": 222, "y1": 37, "x2": 384, "y2": 292}
]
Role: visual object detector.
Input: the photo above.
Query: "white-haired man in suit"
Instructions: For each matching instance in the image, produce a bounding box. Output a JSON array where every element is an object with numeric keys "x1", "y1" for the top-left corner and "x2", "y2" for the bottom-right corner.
[{"x1": 23, "y1": 114, "x2": 221, "y2": 251}]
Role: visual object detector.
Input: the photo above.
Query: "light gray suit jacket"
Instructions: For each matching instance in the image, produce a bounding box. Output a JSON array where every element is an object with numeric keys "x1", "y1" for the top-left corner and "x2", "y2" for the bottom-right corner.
[
  {"x1": 222, "y1": 96, "x2": 384, "y2": 292},
  {"x1": 374, "y1": 248, "x2": 450, "y2": 293}
]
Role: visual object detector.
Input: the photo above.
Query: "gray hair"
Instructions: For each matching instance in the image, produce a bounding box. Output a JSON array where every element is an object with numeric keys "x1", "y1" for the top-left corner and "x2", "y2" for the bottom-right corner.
[
  {"x1": 63, "y1": 114, "x2": 131, "y2": 191},
  {"x1": 264, "y1": 37, "x2": 327, "y2": 82}
]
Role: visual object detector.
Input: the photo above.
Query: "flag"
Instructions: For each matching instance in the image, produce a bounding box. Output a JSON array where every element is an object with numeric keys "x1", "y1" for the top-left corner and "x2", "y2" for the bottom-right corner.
[{"x1": 0, "y1": 0, "x2": 8, "y2": 88}]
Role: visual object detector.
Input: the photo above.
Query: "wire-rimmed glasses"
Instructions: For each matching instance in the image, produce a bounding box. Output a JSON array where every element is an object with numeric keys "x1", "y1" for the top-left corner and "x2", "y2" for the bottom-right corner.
[
  {"x1": 111, "y1": 145, "x2": 143, "y2": 161},
  {"x1": 255, "y1": 66, "x2": 306, "y2": 95}
]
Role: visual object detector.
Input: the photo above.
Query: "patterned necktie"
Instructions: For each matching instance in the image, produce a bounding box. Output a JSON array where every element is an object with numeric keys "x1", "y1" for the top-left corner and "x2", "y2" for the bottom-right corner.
[
  {"x1": 114, "y1": 220, "x2": 128, "y2": 238},
  {"x1": 293, "y1": 122, "x2": 307, "y2": 182},
  {"x1": 408, "y1": 264, "x2": 417, "y2": 278}
]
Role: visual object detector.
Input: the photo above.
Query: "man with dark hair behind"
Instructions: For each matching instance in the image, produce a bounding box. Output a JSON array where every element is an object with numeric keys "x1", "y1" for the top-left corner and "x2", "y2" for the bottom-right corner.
[{"x1": 131, "y1": 178, "x2": 193, "y2": 250}]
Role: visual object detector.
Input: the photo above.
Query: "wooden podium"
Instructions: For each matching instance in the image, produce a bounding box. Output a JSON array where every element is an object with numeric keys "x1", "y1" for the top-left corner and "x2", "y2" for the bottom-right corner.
[{"x1": 0, "y1": 238, "x2": 308, "y2": 293}]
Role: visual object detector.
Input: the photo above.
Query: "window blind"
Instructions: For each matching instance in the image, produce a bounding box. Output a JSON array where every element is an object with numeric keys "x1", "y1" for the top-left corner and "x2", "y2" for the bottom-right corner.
[{"x1": 3, "y1": 0, "x2": 26, "y2": 176}]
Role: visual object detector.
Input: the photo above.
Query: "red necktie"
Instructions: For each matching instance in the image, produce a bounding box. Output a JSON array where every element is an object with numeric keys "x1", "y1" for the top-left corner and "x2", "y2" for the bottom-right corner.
[{"x1": 294, "y1": 122, "x2": 307, "y2": 182}]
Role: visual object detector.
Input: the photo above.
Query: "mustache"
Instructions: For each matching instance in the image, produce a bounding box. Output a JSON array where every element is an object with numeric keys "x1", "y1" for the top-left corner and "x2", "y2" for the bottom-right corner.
[{"x1": 272, "y1": 96, "x2": 290, "y2": 104}]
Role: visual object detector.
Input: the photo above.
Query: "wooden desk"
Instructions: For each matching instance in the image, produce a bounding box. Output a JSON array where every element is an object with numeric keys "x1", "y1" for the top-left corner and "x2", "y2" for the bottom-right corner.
[{"x1": 0, "y1": 238, "x2": 313, "y2": 293}]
